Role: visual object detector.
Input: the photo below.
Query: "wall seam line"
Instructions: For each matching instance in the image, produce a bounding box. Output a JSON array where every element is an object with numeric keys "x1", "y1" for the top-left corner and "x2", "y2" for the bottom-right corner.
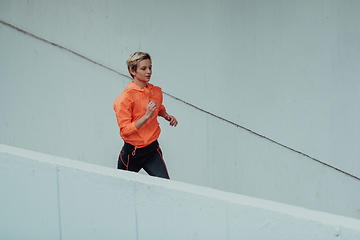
[
  {"x1": 56, "y1": 166, "x2": 63, "y2": 240},
  {"x1": 165, "y1": 93, "x2": 360, "y2": 182},
  {"x1": 1, "y1": 19, "x2": 359, "y2": 182},
  {"x1": 134, "y1": 183, "x2": 139, "y2": 240},
  {"x1": 0, "y1": 19, "x2": 129, "y2": 79}
]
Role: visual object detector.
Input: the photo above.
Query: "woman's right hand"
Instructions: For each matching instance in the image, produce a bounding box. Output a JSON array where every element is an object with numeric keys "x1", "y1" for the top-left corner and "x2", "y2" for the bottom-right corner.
[
  {"x1": 145, "y1": 101, "x2": 158, "y2": 119},
  {"x1": 135, "y1": 101, "x2": 158, "y2": 130}
]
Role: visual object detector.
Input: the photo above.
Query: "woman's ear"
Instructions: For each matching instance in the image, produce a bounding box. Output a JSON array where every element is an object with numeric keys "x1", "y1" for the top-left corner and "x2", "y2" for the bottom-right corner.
[{"x1": 130, "y1": 68, "x2": 136, "y2": 77}]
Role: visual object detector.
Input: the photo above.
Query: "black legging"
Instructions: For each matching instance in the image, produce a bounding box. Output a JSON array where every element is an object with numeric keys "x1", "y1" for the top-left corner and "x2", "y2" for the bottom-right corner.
[{"x1": 117, "y1": 140, "x2": 170, "y2": 179}]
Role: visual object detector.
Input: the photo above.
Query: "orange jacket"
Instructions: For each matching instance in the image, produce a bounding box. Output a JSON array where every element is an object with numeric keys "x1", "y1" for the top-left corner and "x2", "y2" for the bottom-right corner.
[{"x1": 113, "y1": 81, "x2": 166, "y2": 148}]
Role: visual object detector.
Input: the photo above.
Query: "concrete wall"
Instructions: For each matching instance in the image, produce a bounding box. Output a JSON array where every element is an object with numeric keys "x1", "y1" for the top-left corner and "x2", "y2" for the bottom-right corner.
[
  {"x1": 1, "y1": 144, "x2": 360, "y2": 240},
  {"x1": 1, "y1": 0, "x2": 360, "y2": 220},
  {"x1": 1, "y1": 0, "x2": 360, "y2": 178}
]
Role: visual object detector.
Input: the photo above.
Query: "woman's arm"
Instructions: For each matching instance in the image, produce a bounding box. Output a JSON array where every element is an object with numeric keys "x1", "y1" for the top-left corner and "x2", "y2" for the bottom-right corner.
[{"x1": 135, "y1": 101, "x2": 158, "y2": 129}]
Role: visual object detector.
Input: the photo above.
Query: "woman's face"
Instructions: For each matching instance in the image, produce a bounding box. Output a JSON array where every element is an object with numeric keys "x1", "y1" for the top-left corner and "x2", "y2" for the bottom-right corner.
[{"x1": 131, "y1": 59, "x2": 152, "y2": 85}]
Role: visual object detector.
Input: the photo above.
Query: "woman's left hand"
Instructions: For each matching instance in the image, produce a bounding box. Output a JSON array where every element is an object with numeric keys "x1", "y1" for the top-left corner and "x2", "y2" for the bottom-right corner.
[{"x1": 165, "y1": 115, "x2": 178, "y2": 127}]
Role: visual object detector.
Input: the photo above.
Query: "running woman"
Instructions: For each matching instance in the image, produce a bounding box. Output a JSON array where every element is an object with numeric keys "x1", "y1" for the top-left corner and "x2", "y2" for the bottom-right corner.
[{"x1": 113, "y1": 52, "x2": 178, "y2": 179}]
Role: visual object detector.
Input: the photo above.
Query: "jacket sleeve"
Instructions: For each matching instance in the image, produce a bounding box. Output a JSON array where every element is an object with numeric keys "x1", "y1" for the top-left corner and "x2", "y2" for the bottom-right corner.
[
  {"x1": 157, "y1": 88, "x2": 166, "y2": 114},
  {"x1": 158, "y1": 104, "x2": 166, "y2": 114},
  {"x1": 113, "y1": 96, "x2": 138, "y2": 137}
]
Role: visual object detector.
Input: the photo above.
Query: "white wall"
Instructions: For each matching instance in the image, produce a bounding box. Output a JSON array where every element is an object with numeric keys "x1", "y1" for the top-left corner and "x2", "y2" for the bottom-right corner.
[
  {"x1": 1, "y1": 144, "x2": 360, "y2": 240},
  {"x1": 0, "y1": 20, "x2": 123, "y2": 167},
  {"x1": 1, "y1": 0, "x2": 359, "y2": 178},
  {"x1": 1, "y1": 0, "x2": 360, "y2": 219}
]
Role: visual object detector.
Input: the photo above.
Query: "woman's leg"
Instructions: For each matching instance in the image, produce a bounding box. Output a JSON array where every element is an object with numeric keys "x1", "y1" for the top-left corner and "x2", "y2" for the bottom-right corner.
[
  {"x1": 117, "y1": 150, "x2": 142, "y2": 173},
  {"x1": 142, "y1": 147, "x2": 170, "y2": 179}
]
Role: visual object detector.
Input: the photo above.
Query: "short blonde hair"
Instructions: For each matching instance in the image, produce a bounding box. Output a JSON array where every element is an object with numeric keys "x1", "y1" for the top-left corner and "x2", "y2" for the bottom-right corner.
[{"x1": 126, "y1": 52, "x2": 152, "y2": 78}]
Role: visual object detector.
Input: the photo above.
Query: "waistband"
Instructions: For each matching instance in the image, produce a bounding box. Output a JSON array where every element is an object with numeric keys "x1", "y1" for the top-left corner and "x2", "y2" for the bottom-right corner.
[{"x1": 122, "y1": 140, "x2": 159, "y2": 156}]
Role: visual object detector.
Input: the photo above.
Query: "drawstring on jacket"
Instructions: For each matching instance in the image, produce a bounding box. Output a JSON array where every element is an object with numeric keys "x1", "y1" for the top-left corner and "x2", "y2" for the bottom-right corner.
[{"x1": 132, "y1": 147, "x2": 137, "y2": 156}]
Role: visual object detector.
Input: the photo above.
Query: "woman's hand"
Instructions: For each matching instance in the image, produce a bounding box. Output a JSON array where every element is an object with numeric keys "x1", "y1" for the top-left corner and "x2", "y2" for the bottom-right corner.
[
  {"x1": 145, "y1": 101, "x2": 158, "y2": 119},
  {"x1": 165, "y1": 115, "x2": 178, "y2": 127},
  {"x1": 135, "y1": 101, "x2": 158, "y2": 130},
  {"x1": 158, "y1": 109, "x2": 178, "y2": 127}
]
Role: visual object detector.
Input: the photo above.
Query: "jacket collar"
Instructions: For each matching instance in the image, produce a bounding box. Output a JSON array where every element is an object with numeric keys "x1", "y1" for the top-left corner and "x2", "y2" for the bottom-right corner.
[{"x1": 128, "y1": 81, "x2": 153, "y2": 91}]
